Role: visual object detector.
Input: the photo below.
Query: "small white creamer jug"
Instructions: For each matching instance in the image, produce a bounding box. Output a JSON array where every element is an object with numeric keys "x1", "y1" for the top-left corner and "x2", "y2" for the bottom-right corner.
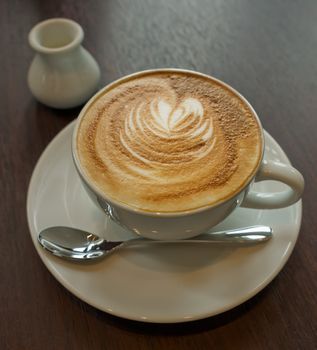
[{"x1": 28, "y1": 18, "x2": 100, "y2": 109}]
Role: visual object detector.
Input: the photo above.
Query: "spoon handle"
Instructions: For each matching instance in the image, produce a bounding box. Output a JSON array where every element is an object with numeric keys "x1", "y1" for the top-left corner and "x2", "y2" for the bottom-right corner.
[
  {"x1": 117, "y1": 225, "x2": 272, "y2": 248},
  {"x1": 193, "y1": 225, "x2": 273, "y2": 242}
]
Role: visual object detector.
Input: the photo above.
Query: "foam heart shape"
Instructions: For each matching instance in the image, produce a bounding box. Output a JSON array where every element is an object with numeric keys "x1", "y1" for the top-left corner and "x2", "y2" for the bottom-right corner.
[{"x1": 151, "y1": 97, "x2": 204, "y2": 132}]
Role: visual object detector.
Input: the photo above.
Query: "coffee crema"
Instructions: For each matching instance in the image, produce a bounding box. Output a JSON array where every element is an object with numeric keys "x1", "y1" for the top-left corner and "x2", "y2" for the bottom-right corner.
[{"x1": 76, "y1": 71, "x2": 263, "y2": 212}]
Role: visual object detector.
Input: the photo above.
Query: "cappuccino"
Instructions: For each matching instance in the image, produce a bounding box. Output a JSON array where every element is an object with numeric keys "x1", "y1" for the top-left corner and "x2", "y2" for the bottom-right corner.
[{"x1": 76, "y1": 71, "x2": 263, "y2": 212}]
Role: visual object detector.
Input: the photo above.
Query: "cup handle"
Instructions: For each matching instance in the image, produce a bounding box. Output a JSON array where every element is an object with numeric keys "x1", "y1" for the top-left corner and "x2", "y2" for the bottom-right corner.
[{"x1": 241, "y1": 160, "x2": 304, "y2": 209}]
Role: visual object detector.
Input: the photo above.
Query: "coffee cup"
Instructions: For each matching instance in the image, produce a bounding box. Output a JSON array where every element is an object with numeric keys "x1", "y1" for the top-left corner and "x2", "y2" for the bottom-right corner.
[{"x1": 72, "y1": 69, "x2": 304, "y2": 240}]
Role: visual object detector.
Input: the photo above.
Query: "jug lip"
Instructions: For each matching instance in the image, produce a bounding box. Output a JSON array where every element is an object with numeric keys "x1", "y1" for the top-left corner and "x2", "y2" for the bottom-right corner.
[{"x1": 29, "y1": 18, "x2": 84, "y2": 54}]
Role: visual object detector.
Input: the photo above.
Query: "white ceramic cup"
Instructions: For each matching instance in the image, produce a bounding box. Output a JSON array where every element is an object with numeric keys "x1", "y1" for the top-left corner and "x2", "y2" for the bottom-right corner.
[{"x1": 72, "y1": 69, "x2": 304, "y2": 240}]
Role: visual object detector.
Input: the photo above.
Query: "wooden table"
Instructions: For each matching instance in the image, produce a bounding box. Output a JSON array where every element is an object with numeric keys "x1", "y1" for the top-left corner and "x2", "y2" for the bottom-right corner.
[{"x1": 1, "y1": 1, "x2": 316, "y2": 349}]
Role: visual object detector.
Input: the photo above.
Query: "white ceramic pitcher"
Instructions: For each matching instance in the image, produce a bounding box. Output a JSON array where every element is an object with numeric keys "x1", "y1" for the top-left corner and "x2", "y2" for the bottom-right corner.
[{"x1": 28, "y1": 18, "x2": 100, "y2": 109}]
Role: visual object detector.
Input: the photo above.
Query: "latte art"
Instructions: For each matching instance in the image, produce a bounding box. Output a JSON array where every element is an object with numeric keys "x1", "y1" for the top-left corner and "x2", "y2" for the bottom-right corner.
[
  {"x1": 147, "y1": 98, "x2": 205, "y2": 134},
  {"x1": 77, "y1": 71, "x2": 262, "y2": 212},
  {"x1": 120, "y1": 97, "x2": 215, "y2": 170}
]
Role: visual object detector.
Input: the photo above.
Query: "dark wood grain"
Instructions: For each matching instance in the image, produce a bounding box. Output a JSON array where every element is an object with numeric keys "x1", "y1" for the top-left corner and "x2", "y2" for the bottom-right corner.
[{"x1": 1, "y1": 0, "x2": 316, "y2": 349}]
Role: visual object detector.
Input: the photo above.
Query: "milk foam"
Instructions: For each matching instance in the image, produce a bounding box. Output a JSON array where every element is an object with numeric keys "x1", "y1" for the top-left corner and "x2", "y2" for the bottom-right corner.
[{"x1": 77, "y1": 71, "x2": 262, "y2": 212}]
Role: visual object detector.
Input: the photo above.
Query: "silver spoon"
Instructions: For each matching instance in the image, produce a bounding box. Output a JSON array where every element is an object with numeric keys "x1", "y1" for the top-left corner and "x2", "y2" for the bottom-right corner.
[{"x1": 38, "y1": 225, "x2": 272, "y2": 261}]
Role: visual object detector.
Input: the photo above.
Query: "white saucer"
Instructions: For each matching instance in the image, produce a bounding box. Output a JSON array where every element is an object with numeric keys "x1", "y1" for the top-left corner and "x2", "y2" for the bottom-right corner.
[{"x1": 27, "y1": 121, "x2": 302, "y2": 323}]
